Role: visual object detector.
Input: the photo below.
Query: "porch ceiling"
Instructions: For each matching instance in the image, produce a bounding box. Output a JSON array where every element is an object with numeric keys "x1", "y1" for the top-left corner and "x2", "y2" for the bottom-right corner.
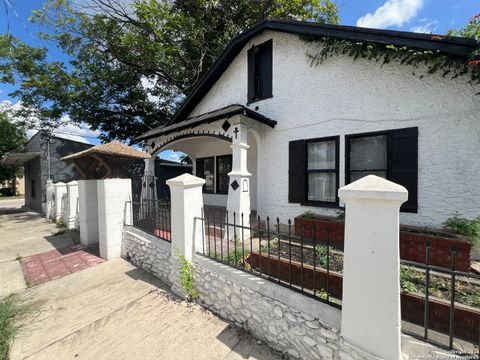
[{"x1": 135, "y1": 104, "x2": 276, "y2": 142}]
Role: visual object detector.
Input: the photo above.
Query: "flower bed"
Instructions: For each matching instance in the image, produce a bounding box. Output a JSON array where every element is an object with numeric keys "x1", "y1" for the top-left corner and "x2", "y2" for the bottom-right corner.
[{"x1": 294, "y1": 215, "x2": 472, "y2": 271}]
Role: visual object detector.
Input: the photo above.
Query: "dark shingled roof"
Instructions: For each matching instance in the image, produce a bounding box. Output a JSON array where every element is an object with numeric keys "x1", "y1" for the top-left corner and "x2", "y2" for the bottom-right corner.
[
  {"x1": 166, "y1": 19, "x2": 478, "y2": 127},
  {"x1": 135, "y1": 104, "x2": 277, "y2": 141}
]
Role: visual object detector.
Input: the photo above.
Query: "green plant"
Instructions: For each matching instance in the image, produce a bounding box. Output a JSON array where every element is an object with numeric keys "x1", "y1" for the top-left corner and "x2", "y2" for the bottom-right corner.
[
  {"x1": 305, "y1": 37, "x2": 480, "y2": 86},
  {"x1": 177, "y1": 255, "x2": 199, "y2": 300},
  {"x1": 260, "y1": 238, "x2": 279, "y2": 255},
  {"x1": 466, "y1": 293, "x2": 480, "y2": 308},
  {"x1": 314, "y1": 288, "x2": 328, "y2": 300},
  {"x1": 314, "y1": 245, "x2": 329, "y2": 268},
  {"x1": 303, "y1": 211, "x2": 317, "y2": 220},
  {"x1": 336, "y1": 211, "x2": 345, "y2": 220},
  {"x1": 54, "y1": 218, "x2": 68, "y2": 236},
  {"x1": 443, "y1": 212, "x2": 480, "y2": 245},
  {"x1": 400, "y1": 265, "x2": 420, "y2": 294},
  {"x1": 0, "y1": 294, "x2": 36, "y2": 359}
]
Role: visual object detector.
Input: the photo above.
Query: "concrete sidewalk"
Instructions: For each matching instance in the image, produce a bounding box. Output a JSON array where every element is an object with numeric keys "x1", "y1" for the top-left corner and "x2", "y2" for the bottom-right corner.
[
  {"x1": 11, "y1": 259, "x2": 281, "y2": 360},
  {"x1": 0, "y1": 210, "x2": 77, "y2": 297}
]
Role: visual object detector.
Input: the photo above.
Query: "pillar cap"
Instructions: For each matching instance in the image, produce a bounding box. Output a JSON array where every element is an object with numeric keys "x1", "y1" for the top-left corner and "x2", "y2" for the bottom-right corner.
[
  {"x1": 338, "y1": 175, "x2": 408, "y2": 202},
  {"x1": 166, "y1": 173, "x2": 206, "y2": 188}
]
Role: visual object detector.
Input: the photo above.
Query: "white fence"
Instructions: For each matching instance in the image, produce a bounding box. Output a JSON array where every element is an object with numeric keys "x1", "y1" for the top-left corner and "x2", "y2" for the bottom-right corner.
[
  {"x1": 45, "y1": 180, "x2": 79, "y2": 229},
  {"x1": 117, "y1": 174, "x2": 408, "y2": 360}
]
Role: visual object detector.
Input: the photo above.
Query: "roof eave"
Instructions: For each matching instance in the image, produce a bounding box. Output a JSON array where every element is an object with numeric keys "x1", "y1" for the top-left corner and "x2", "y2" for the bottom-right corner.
[{"x1": 167, "y1": 20, "x2": 478, "y2": 126}]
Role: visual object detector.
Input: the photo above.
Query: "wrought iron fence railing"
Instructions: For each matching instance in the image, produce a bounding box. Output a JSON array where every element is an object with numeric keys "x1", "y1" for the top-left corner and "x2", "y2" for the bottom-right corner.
[
  {"x1": 196, "y1": 209, "x2": 480, "y2": 352},
  {"x1": 400, "y1": 241, "x2": 480, "y2": 351},
  {"x1": 196, "y1": 209, "x2": 343, "y2": 309},
  {"x1": 130, "y1": 200, "x2": 171, "y2": 241}
]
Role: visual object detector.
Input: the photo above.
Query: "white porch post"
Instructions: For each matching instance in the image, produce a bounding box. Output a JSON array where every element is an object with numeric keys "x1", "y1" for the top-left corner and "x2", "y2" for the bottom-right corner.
[
  {"x1": 226, "y1": 123, "x2": 251, "y2": 229},
  {"x1": 141, "y1": 156, "x2": 157, "y2": 201},
  {"x1": 338, "y1": 175, "x2": 407, "y2": 360}
]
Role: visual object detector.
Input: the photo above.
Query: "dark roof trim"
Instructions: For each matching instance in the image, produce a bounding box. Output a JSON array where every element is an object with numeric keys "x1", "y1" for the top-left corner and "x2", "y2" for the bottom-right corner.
[
  {"x1": 135, "y1": 104, "x2": 276, "y2": 141},
  {"x1": 170, "y1": 19, "x2": 479, "y2": 125}
]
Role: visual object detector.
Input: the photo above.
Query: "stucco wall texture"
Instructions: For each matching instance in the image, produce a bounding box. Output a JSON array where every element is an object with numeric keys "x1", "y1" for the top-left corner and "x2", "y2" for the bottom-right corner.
[{"x1": 188, "y1": 31, "x2": 480, "y2": 228}]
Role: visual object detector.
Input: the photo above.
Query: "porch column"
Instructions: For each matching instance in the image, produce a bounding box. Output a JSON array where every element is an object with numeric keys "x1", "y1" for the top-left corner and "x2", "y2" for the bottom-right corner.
[
  {"x1": 141, "y1": 156, "x2": 157, "y2": 201},
  {"x1": 226, "y1": 123, "x2": 251, "y2": 229}
]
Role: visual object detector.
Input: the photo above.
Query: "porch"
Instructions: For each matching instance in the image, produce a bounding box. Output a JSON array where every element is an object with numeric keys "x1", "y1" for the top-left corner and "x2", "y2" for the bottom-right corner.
[{"x1": 135, "y1": 104, "x2": 277, "y2": 225}]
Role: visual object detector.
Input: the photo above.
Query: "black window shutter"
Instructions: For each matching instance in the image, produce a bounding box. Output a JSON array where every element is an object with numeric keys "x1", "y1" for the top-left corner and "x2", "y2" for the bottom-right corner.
[
  {"x1": 259, "y1": 40, "x2": 273, "y2": 99},
  {"x1": 196, "y1": 158, "x2": 205, "y2": 192},
  {"x1": 196, "y1": 158, "x2": 204, "y2": 178},
  {"x1": 247, "y1": 47, "x2": 255, "y2": 102},
  {"x1": 288, "y1": 140, "x2": 306, "y2": 203},
  {"x1": 390, "y1": 127, "x2": 418, "y2": 213}
]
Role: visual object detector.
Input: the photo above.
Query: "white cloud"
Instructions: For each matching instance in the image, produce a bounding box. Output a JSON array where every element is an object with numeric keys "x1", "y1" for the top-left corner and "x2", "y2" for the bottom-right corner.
[
  {"x1": 410, "y1": 19, "x2": 438, "y2": 34},
  {"x1": 52, "y1": 121, "x2": 100, "y2": 144},
  {"x1": 356, "y1": 0, "x2": 424, "y2": 29}
]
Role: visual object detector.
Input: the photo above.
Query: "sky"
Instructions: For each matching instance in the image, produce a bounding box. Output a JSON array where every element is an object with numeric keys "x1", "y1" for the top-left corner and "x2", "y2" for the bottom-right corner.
[{"x1": 0, "y1": 0, "x2": 478, "y2": 159}]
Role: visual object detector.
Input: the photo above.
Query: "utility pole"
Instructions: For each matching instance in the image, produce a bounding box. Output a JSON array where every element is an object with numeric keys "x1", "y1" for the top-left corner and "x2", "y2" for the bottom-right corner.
[{"x1": 47, "y1": 133, "x2": 53, "y2": 180}]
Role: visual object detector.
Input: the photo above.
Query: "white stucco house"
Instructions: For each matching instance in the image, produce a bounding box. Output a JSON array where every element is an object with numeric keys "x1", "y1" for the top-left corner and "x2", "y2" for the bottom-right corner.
[{"x1": 136, "y1": 20, "x2": 480, "y2": 228}]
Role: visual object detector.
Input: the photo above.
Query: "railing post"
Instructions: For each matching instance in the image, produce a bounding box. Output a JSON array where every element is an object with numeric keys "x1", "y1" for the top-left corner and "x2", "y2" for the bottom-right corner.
[
  {"x1": 166, "y1": 174, "x2": 205, "y2": 262},
  {"x1": 53, "y1": 182, "x2": 67, "y2": 222},
  {"x1": 45, "y1": 179, "x2": 55, "y2": 220},
  {"x1": 66, "y1": 181, "x2": 79, "y2": 229},
  {"x1": 338, "y1": 175, "x2": 408, "y2": 360},
  {"x1": 78, "y1": 180, "x2": 99, "y2": 246}
]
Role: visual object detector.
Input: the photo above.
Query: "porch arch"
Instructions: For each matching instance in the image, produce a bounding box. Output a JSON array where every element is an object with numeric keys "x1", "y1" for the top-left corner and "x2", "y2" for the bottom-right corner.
[{"x1": 151, "y1": 132, "x2": 232, "y2": 157}]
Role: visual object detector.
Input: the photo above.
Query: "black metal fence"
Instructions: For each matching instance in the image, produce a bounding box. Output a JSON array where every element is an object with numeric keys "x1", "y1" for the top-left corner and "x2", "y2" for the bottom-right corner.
[
  {"x1": 130, "y1": 200, "x2": 171, "y2": 241},
  {"x1": 400, "y1": 242, "x2": 480, "y2": 351},
  {"x1": 196, "y1": 209, "x2": 343, "y2": 309}
]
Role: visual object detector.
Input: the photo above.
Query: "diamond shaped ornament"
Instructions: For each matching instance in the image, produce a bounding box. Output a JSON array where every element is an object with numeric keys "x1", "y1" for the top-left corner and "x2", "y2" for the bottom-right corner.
[
  {"x1": 222, "y1": 120, "x2": 231, "y2": 132},
  {"x1": 231, "y1": 180, "x2": 239, "y2": 191}
]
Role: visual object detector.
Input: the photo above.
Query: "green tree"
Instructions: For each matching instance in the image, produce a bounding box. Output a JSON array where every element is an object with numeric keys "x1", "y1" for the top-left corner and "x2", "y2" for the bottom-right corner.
[
  {"x1": 0, "y1": 0, "x2": 338, "y2": 142},
  {"x1": 0, "y1": 110, "x2": 27, "y2": 191},
  {"x1": 447, "y1": 14, "x2": 480, "y2": 41},
  {"x1": 447, "y1": 14, "x2": 480, "y2": 66}
]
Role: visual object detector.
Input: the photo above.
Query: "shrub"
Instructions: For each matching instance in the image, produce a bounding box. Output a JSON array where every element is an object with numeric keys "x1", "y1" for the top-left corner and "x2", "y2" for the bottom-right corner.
[
  {"x1": 303, "y1": 211, "x2": 317, "y2": 220},
  {"x1": 443, "y1": 212, "x2": 480, "y2": 245}
]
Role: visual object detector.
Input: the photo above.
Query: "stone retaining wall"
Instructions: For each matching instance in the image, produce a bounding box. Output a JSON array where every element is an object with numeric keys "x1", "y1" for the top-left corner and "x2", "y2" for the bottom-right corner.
[
  {"x1": 122, "y1": 226, "x2": 172, "y2": 285},
  {"x1": 193, "y1": 256, "x2": 379, "y2": 360},
  {"x1": 121, "y1": 226, "x2": 380, "y2": 360}
]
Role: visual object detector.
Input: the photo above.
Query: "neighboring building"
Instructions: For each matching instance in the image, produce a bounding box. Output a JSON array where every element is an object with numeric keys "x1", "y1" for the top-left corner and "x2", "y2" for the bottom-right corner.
[
  {"x1": 1, "y1": 131, "x2": 93, "y2": 212},
  {"x1": 137, "y1": 20, "x2": 480, "y2": 228}
]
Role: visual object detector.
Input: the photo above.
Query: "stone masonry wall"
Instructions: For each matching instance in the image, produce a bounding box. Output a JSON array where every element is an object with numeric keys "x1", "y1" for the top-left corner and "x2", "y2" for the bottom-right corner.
[
  {"x1": 122, "y1": 227, "x2": 381, "y2": 360},
  {"x1": 193, "y1": 256, "x2": 380, "y2": 360},
  {"x1": 122, "y1": 226, "x2": 172, "y2": 285}
]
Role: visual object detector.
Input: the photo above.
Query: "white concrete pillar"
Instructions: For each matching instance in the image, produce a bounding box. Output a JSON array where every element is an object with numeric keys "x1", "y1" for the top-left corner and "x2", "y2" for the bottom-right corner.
[
  {"x1": 338, "y1": 175, "x2": 408, "y2": 360},
  {"x1": 97, "y1": 178, "x2": 132, "y2": 260},
  {"x1": 78, "y1": 180, "x2": 99, "y2": 245},
  {"x1": 226, "y1": 123, "x2": 251, "y2": 229},
  {"x1": 53, "y1": 182, "x2": 67, "y2": 222},
  {"x1": 167, "y1": 174, "x2": 205, "y2": 262},
  {"x1": 66, "y1": 181, "x2": 79, "y2": 229},
  {"x1": 45, "y1": 180, "x2": 55, "y2": 220}
]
